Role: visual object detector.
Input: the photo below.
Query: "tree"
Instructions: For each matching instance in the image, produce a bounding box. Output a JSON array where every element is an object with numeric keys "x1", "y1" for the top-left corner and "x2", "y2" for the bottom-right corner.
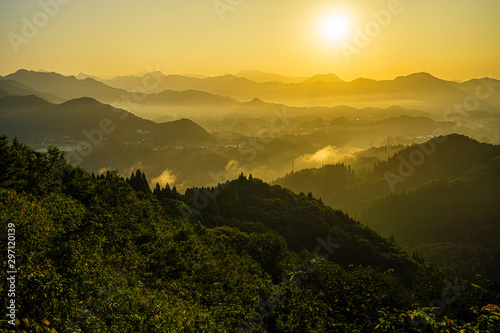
[
  {"x1": 0, "y1": 135, "x2": 14, "y2": 187},
  {"x1": 127, "y1": 169, "x2": 151, "y2": 194}
]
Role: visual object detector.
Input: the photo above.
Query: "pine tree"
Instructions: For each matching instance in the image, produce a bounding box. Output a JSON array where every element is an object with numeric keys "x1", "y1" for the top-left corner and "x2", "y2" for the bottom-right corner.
[
  {"x1": 127, "y1": 170, "x2": 151, "y2": 194},
  {"x1": 171, "y1": 185, "x2": 178, "y2": 199},
  {"x1": 153, "y1": 182, "x2": 161, "y2": 197},
  {"x1": 0, "y1": 135, "x2": 14, "y2": 187},
  {"x1": 164, "y1": 183, "x2": 172, "y2": 198}
]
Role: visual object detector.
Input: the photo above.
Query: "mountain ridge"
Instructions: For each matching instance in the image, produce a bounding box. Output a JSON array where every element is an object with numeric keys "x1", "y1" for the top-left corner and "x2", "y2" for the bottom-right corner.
[
  {"x1": 0, "y1": 95, "x2": 217, "y2": 146},
  {"x1": 5, "y1": 69, "x2": 500, "y2": 113}
]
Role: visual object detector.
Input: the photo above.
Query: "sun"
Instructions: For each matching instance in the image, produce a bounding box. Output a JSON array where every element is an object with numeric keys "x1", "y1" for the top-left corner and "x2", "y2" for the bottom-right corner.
[{"x1": 320, "y1": 13, "x2": 351, "y2": 43}]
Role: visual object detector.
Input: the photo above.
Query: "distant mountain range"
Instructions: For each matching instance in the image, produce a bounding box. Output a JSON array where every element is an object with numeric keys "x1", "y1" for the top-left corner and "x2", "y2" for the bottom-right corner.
[
  {"x1": 3, "y1": 69, "x2": 500, "y2": 115},
  {"x1": 0, "y1": 69, "x2": 465, "y2": 123},
  {"x1": 140, "y1": 89, "x2": 240, "y2": 107},
  {"x1": 0, "y1": 79, "x2": 64, "y2": 103},
  {"x1": 2, "y1": 69, "x2": 497, "y2": 151},
  {"x1": 3, "y1": 69, "x2": 128, "y2": 103},
  {"x1": 235, "y1": 70, "x2": 310, "y2": 83},
  {"x1": 75, "y1": 72, "x2": 104, "y2": 81}
]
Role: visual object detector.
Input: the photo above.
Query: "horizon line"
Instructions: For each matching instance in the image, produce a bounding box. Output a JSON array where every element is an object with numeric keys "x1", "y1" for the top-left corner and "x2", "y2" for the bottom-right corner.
[{"x1": 2, "y1": 68, "x2": 499, "y2": 83}]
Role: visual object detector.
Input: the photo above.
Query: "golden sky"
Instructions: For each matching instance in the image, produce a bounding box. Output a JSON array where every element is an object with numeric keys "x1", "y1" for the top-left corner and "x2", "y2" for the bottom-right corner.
[{"x1": 1, "y1": 0, "x2": 499, "y2": 81}]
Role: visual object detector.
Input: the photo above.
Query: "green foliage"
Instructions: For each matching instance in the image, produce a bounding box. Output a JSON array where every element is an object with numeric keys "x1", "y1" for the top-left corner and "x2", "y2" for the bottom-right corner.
[
  {"x1": 274, "y1": 163, "x2": 355, "y2": 204},
  {"x1": 126, "y1": 169, "x2": 151, "y2": 194},
  {"x1": 375, "y1": 303, "x2": 500, "y2": 332},
  {"x1": 0, "y1": 136, "x2": 498, "y2": 332},
  {"x1": 185, "y1": 176, "x2": 420, "y2": 280},
  {"x1": 362, "y1": 155, "x2": 500, "y2": 280},
  {"x1": 277, "y1": 134, "x2": 500, "y2": 282}
]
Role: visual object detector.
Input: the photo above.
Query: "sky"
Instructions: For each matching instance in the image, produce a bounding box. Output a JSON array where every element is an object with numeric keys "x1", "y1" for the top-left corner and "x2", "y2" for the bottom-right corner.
[{"x1": 0, "y1": 0, "x2": 499, "y2": 81}]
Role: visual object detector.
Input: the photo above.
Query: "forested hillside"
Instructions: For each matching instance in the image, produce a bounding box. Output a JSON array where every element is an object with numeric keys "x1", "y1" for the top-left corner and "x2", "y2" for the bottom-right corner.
[
  {"x1": 275, "y1": 135, "x2": 500, "y2": 282},
  {"x1": 182, "y1": 174, "x2": 419, "y2": 280},
  {"x1": 1, "y1": 136, "x2": 499, "y2": 332},
  {"x1": 276, "y1": 135, "x2": 500, "y2": 216},
  {"x1": 362, "y1": 154, "x2": 500, "y2": 280}
]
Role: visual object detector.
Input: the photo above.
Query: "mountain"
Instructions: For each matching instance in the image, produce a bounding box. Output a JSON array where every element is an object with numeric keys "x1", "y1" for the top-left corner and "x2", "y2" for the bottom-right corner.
[
  {"x1": 4, "y1": 69, "x2": 129, "y2": 103},
  {"x1": 184, "y1": 174, "x2": 420, "y2": 277},
  {"x1": 0, "y1": 94, "x2": 51, "y2": 111},
  {"x1": 0, "y1": 95, "x2": 216, "y2": 146},
  {"x1": 360, "y1": 142, "x2": 500, "y2": 280},
  {"x1": 241, "y1": 97, "x2": 285, "y2": 109},
  {"x1": 103, "y1": 72, "x2": 260, "y2": 99},
  {"x1": 455, "y1": 77, "x2": 500, "y2": 110},
  {"x1": 362, "y1": 158, "x2": 500, "y2": 280},
  {"x1": 6, "y1": 69, "x2": 500, "y2": 115},
  {"x1": 3, "y1": 70, "x2": 243, "y2": 113},
  {"x1": 76, "y1": 72, "x2": 103, "y2": 81},
  {"x1": 238, "y1": 100, "x2": 436, "y2": 124},
  {"x1": 391, "y1": 72, "x2": 450, "y2": 89},
  {"x1": 140, "y1": 89, "x2": 240, "y2": 106},
  {"x1": 455, "y1": 77, "x2": 500, "y2": 92},
  {"x1": 0, "y1": 79, "x2": 63, "y2": 103},
  {"x1": 101, "y1": 71, "x2": 232, "y2": 93},
  {"x1": 102, "y1": 71, "x2": 169, "y2": 91},
  {"x1": 302, "y1": 73, "x2": 344, "y2": 84},
  {"x1": 371, "y1": 134, "x2": 500, "y2": 189},
  {"x1": 211, "y1": 73, "x2": 499, "y2": 113},
  {"x1": 236, "y1": 70, "x2": 309, "y2": 83},
  {"x1": 276, "y1": 134, "x2": 500, "y2": 212},
  {"x1": 279, "y1": 115, "x2": 459, "y2": 150},
  {"x1": 274, "y1": 135, "x2": 500, "y2": 280}
]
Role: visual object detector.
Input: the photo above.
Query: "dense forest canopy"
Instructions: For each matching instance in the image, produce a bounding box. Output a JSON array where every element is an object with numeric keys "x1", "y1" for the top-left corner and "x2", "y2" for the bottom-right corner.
[{"x1": 1, "y1": 135, "x2": 499, "y2": 332}]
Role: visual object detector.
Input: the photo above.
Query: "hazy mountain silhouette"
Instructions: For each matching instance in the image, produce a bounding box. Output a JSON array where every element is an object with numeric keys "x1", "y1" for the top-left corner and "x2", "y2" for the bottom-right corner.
[
  {"x1": 240, "y1": 98, "x2": 434, "y2": 120},
  {"x1": 102, "y1": 71, "x2": 168, "y2": 91},
  {"x1": 236, "y1": 70, "x2": 309, "y2": 83},
  {"x1": 76, "y1": 72, "x2": 103, "y2": 81},
  {"x1": 455, "y1": 77, "x2": 500, "y2": 109},
  {"x1": 0, "y1": 95, "x2": 216, "y2": 146},
  {"x1": 148, "y1": 72, "x2": 500, "y2": 113},
  {"x1": 279, "y1": 115, "x2": 458, "y2": 150},
  {"x1": 241, "y1": 97, "x2": 285, "y2": 109},
  {"x1": 0, "y1": 94, "x2": 51, "y2": 110},
  {"x1": 6, "y1": 69, "x2": 500, "y2": 115},
  {"x1": 0, "y1": 79, "x2": 63, "y2": 103},
  {"x1": 302, "y1": 73, "x2": 344, "y2": 84},
  {"x1": 5, "y1": 69, "x2": 128, "y2": 103},
  {"x1": 141, "y1": 89, "x2": 240, "y2": 107}
]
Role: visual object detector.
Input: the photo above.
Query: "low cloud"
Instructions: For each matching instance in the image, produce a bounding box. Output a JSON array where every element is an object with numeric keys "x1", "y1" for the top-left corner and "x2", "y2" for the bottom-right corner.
[
  {"x1": 98, "y1": 167, "x2": 111, "y2": 175},
  {"x1": 152, "y1": 169, "x2": 177, "y2": 188},
  {"x1": 295, "y1": 145, "x2": 362, "y2": 170}
]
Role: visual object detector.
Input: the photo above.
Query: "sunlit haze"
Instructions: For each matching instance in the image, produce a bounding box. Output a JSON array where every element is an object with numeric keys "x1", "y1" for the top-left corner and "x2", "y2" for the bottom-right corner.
[
  {"x1": 1, "y1": 0, "x2": 499, "y2": 80},
  {"x1": 319, "y1": 13, "x2": 351, "y2": 43}
]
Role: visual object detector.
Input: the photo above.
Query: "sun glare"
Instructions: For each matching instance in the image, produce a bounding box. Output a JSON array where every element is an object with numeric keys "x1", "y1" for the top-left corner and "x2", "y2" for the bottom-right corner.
[{"x1": 320, "y1": 13, "x2": 351, "y2": 43}]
